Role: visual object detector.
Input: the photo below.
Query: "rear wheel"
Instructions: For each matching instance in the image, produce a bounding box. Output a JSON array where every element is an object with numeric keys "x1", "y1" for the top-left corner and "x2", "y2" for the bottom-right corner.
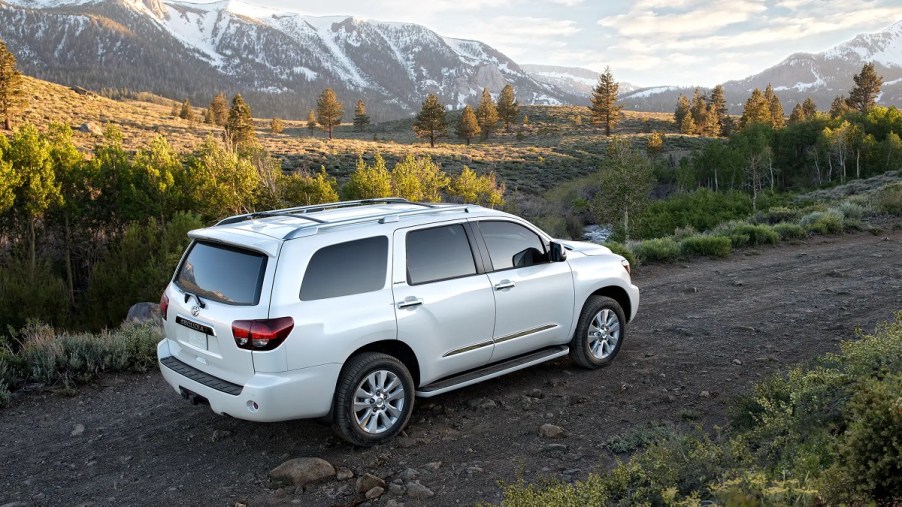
[
  {"x1": 569, "y1": 296, "x2": 626, "y2": 369},
  {"x1": 332, "y1": 352, "x2": 415, "y2": 446}
]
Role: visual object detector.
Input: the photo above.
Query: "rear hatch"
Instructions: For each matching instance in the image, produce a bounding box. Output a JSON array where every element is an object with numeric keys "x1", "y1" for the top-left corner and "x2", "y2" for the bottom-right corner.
[{"x1": 163, "y1": 238, "x2": 275, "y2": 386}]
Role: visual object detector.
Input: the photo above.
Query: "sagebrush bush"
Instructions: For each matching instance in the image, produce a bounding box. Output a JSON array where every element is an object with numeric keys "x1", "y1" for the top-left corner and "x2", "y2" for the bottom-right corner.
[
  {"x1": 0, "y1": 322, "x2": 162, "y2": 405},
  {"x1": 799, "y1": 210, "x2": 844, "y2": 235},
  {"x1": 876, "y1": 182, "x2": 902, "y2": 215},
  {"x1": 757, "y1": 206, "x2": 800, "y2": 224},
  {"x1": 602, "y1": 241, "x2": 636, "y2": 268},
  {"x1": 680, "y1": 235, "x2": 732, "y2": 258},
  {"x1": 772, "y1": 222, "x2": 807, "y2": 240},
  {"x1": 630, "y1": 238, "x2": 681, "y2": 264},
  {"x1": 711, "y1": 222, "x2": 780, "y2": 247}
]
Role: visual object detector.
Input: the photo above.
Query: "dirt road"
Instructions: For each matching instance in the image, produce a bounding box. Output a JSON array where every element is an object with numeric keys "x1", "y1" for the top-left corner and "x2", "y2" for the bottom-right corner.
[{"x1": 1, "y1": 229, "x2": 900, "y2": 506}]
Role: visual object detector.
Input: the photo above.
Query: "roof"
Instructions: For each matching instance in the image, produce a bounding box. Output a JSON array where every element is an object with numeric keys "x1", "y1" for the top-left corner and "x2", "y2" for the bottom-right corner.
[{"x1": 201, "y1": 198, "x2": 503, "y2": 241}]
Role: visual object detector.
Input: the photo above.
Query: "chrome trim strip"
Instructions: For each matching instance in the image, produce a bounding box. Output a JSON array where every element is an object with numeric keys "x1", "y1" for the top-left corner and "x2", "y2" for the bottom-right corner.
[
  {"x1": 443, "y1": 339, "x2": 495, "y2": 358},
  {"x1": 493, "y1": 324, "x2": 557, "y2": 344}
]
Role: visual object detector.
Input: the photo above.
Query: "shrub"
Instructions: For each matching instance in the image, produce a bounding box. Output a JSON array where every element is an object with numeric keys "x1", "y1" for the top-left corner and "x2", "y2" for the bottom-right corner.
[
  {"x1": 680, "y1": 235, "x2": 732, "y2": 258},
  {"x1": 756, "y1": 206, "x2": 799, "y2": 224},
  {"x1": 602, "y1": 241, "x2": 636, "y2": 268},
  {"x1": 834, "y1": 201, "x2": 868, "y2": 220},
  {"x1": 0, "y1": 256, "x2": 69, "y2": 334},
  {"x1": 772, "y1": 222, "x2": 807, "y2": 240},
  {"x1": 876, "y1": 182, "x2": 902, "y2": 215},
  {"x1": 711, "y1": 222, "x2": 780, "y2": 247},
  {"x1": 630, "y1": 238, "x2": 681, "y2": 264},
  {"x1": 635, "y1": 189, "x2": 753, "y2": 239},
  {"x1": 800, "y1": 210, "x2": 844, "y2": 235}
]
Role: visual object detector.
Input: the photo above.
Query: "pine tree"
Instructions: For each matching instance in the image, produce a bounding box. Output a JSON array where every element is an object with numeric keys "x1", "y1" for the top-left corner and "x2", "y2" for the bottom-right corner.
[
  {"x1": 709, "y1": 85, "x2": 728, "y2": 136},
  {"x1": 0, "y1": 41, "x2": 27, "y2": 130},
  {"x1": 306, "y1": 110, "x2": 317, "y2": 132},
  {"x1": 316, "y1": 88, "x2": 344, "y2": 140},
  {"x1": 455, "y1": 105, "x2": 480, "y2": 145},
  {"x1": 680, "y1": 114, "x2": 696, "y2": 135},
  {"x1": 496, "y1": 84, "x2": 519, "y2": 132},
  {"x1": 764, "y1": 84, "x2": 784, "y2": 128},
  {"x1": 830, "y1": 95, "x2": 851, "y2": 118},
  {"x1": 224, "y1": 94, "x2": 255, "y2": 148},
  {"x1": 270, "y1": 118, "x2": 284, "y2": 134},
  {"x1": 590, "y1": 66, "x2": 621, "y2": 136},
  {"x1": 789, "y1": 103, "x2": 805, "y2": 124},
  {"x1": 209, "y1": 92, "x2": 229, "y2": 126},
  {"x1": 179, "y1": 99, "x2": 194, "y2": 121},
  {"x1": 412, "y1": 93, "x2": 448, "y2": 148},
  {"x1": 847, "y1": 62, "x2": 883, "y2": 113},
  {"x1": 203, "y1": 107, "x2": 213, "y2": 125},
  {"x1": 475, "y1": 88, "x2": 499, "y2": 140},
  {"x1": 353, "y1": 99, "x2": 370, "y2": 132},
  {"x1": 739, "y1": 88, "x2": 770, "y2": 128},
  {"x1": 802, "y1": 97, "x2": 817, "y2": 119},
  {"x1": 169, "y1": 102, "x2": 179, "y2": 118},
  {"x1": 674, "y1": 95, "x2": 691, "y2": 132},
  {"x1": 689, "y1": 88, "x2": 708, "y2": 135}
]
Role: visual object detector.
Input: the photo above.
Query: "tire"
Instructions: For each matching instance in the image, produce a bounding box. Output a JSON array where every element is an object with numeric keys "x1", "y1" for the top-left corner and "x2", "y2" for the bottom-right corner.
[
  {"x1": 332, "y1": 352, "x2": 415, "y2": 446},
  {"x1": 569, "y1": 296, "x2": 626, "y2": 369}
]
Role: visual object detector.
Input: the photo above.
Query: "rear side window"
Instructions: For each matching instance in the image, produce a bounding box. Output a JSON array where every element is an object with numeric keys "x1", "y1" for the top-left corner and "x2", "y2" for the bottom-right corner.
[
  {"x1": 300, "y1": 236, "x2": 388, "y2": 301},
  {"x1": 478, "y1": 221, "x2": 548, "y2": 271},
  {"x1": 406, "y1": 224, "x2": 476, "y2": 285},
  {"x1": 176, "y1": 241, "x2": 267, "y2": 305}
]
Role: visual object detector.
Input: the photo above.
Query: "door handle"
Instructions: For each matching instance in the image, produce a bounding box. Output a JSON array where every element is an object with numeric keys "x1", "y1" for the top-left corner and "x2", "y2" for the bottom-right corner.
[
  {"x1": 397, "y1": 297, "x2": 424, "y2": 309},
  {"x1": 494, "y1": 280, "x2": 516, "y2": 291}
]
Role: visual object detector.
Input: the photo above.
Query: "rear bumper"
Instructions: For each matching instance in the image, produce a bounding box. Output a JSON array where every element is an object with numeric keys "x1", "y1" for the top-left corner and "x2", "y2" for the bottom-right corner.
[{"x1": 157, "y1": 340, "x2": 340, "y2": 422}]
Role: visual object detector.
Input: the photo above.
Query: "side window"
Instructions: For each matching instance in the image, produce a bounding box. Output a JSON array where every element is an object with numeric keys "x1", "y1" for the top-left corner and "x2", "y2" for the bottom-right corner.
[
  {"x1": 406, "y1": 224, "x2": 477, "y2": 285},
  {"x1": 478, "y1": 221, "x2": 548, "y2": 271},
  {"x1": 300, "y1": 236, "x2": 388, "y2": 300}
]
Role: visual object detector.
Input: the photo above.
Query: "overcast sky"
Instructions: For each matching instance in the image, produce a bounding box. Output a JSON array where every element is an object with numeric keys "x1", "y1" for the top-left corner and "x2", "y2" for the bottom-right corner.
[{"x1": 253, "y1": 0, "x2": 902, "y2": 87}]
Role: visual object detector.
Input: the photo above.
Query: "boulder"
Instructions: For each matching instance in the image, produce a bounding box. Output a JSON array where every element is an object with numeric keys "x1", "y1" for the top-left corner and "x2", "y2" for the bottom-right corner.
[
  {"x1": 125, "y1": 302, "x2": 162, "y2": 326},
  {"x1": 269, "y1": 457, "x2": 335, "y2": 487}
]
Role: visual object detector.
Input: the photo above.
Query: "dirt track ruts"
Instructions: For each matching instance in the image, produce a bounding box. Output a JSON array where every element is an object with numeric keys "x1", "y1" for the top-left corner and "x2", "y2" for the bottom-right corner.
[{"x1": 1, "y1": 229, "x2": 900, "y2": 506}]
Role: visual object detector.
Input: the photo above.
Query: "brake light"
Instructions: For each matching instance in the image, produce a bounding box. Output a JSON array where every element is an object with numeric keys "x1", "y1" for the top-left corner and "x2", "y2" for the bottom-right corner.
[
  {"x1": 232, "y1": 317, "x2": 294, "y2": 351},
  {"x1": 160, "y1": 293, "x2": 169, "y2": 321}
]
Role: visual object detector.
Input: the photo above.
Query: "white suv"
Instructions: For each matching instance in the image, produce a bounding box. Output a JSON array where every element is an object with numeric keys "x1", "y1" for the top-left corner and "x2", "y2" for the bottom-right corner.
[{"x1": 157, "y1": 199, "x2": 639, "y2": 446}]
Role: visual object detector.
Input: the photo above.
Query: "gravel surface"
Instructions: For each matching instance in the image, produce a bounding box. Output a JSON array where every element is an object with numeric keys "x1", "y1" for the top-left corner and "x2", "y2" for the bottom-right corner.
[{"x1": 1, "y1": 229, "x2": 900, "y2": 506}]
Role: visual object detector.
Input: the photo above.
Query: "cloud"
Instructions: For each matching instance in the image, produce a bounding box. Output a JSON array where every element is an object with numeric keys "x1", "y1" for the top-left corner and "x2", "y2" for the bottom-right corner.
[
  {"x1": 448, "y1": 16, "x2": 581, "y2": 58},
  {"x1": 598, "y1": 1, "x2": 765, "y2": 37}
]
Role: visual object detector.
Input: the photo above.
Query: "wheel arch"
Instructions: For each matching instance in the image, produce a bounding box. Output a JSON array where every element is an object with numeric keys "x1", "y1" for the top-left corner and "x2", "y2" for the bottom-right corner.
[
  {"x1": 590, "y1": 285, "x2": 633, "y2": 323},
  {"x1": 346, "y1": 340, "x2": 421, "y2": 387}
]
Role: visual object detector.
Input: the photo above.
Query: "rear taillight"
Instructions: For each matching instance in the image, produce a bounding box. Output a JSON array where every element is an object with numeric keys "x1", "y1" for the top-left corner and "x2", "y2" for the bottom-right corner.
[
  {"x1": 232, "y1": 317, "x2": 294, "y2": 351},
  {"x1": 160, "y1": 293, "x2": 169, "y2": 321}
]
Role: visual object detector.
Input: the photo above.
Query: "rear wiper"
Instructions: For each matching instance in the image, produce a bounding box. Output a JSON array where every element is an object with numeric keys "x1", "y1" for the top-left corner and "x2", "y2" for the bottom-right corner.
[{"x1": 183, "y1": 291, "x2": 206, "y2": 309}]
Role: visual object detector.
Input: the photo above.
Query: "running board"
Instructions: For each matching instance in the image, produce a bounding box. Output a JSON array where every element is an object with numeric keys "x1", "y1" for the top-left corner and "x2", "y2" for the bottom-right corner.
[{"x1": 416, "y1": 345, "x2": 569, "y2": 398}]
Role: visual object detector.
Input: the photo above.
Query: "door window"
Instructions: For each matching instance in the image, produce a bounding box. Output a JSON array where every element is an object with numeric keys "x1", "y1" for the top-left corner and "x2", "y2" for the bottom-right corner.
[
  {"x1": 478, "y1": 221, "x2": 548, "y2": 271},
  {"x1": 406, "y1": 224, "x2": 477, "y2": 285}
]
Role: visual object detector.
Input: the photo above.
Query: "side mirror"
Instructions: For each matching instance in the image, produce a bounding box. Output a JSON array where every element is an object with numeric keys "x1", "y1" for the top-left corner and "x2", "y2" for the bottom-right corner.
[{"x1": 549, "y1": 241, "x2": 567, "y2": 262}]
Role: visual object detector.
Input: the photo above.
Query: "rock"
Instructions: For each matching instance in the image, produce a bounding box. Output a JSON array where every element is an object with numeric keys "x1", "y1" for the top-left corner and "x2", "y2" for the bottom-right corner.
[
  {"x1": 388, "y1": 482, "x2": 406, "y2": 495},
  {"x1": 478, "y1": 398, "x2": 497, "y2": 409},
  {"x1": 125, "y1": 302, "x2": 162, "y2": 326},
  {"x1": 542, "y1": 443, "x2": 568, "y2": 453},
  {"x1": 385, "y1": 500, "x2": 406, "y2": 507},
  {"x1": 1, "y1": 502, "x2": 28, "y2": 507},
  {"x1": 699, "y1": 391, "x2": 711, "y2": 398},
  {"x1": 211, "y1": 429, "x2": 233, "y2": 442},
  {"x1": 78, "y1": 122, "x2": 103, "y2": 136},
  {"x1": 335, "y1": 467, "x2": 354, "y2": 480},
  {"x1": 356, "y1": 473, "x2": 385, "y2": 493},
  {"x1": 539, "y1": 423, "x2": 564, "y2": 438},
  {"x1": 732, "y1": 359, "x2": 743, "y2": 366},
  {"x1": 528, "y1": 388, "x2": 545, "y2": 399},
  {"x1": 422, "y1": 461, "x2": 442, "y2": 472},
  {"x1": 466, "y1": 466, "x2": 483, "y2": 475},
  {"x1": 269, "y1": 458, "x2": 335, "y2": 487},
  {"x1": 71, "y1": 424, "x2": 85, "y2": 437},
  {"x1": 400, "y1": 468, "x2": 420, "y2": 481},
  {"x1": 365, "y1": 487, "x2": 385, "y2": 500},
  {"x1": 406, "y1": 481, "x2": 434, "y2": 500}
]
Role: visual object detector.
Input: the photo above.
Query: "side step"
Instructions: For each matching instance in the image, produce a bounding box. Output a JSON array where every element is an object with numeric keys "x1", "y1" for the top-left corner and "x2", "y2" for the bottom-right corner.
[{"x1": 416, "y1": 345, "x2": 569, "y2": 398}]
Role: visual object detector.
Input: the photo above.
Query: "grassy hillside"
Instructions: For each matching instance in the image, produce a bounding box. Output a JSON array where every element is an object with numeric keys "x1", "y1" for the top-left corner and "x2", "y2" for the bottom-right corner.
[{"x1": 12, "y1": 76, "x2": 710, "y2": 199}]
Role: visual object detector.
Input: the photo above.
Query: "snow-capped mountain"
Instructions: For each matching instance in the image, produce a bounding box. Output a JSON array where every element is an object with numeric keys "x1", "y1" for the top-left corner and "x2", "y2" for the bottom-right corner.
[
  {"x1": 521, "y1": 64, "x2": 637, "y2": 99},
  {"x1": 0, "y1": 0, "x2": 579, "y2": 120},
  {"x1": 619, "y1": 20, "x2": 902, "y2": 113}
]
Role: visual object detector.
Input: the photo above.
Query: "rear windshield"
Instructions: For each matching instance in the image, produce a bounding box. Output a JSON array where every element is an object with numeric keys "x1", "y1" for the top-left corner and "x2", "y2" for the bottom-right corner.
[{"x1": 175, "y1": 241, "x2": 267, "y2": 305}]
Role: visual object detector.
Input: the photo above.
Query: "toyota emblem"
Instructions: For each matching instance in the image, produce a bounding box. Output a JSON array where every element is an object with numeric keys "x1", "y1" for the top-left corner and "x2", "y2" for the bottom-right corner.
[{"x1": 191, "y1": 305, "x2": 200, "y2": 317}]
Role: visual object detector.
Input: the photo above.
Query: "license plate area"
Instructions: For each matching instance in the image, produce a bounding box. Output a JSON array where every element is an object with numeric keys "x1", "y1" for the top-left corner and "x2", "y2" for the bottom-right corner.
[{"x1": 176, "y1": 316, "x2": 215, "y2": 351}]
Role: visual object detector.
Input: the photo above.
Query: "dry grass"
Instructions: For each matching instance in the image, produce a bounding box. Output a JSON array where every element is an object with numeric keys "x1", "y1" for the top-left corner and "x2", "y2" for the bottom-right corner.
[{"x1": 12, "y1": 76, "x2": 702, "y2": 195}]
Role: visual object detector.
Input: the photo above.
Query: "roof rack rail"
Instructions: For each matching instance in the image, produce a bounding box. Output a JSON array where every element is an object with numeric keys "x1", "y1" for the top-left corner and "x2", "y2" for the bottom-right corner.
[
  {"x1": 215, "y1": 198, "x2": 433, "y2": 226},
  {"x1": 283, "y1": 204, "x2": 472, "y2": 240}
]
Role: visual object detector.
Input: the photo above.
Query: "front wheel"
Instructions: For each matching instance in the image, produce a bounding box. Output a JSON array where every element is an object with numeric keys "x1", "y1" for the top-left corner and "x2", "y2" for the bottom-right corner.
[
  {"x1": 332, "y1": 352, "x2": 415, "y2": 446},
  {"x1": 569, "y1": 296, "x2": 626, "y2": 369}
]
